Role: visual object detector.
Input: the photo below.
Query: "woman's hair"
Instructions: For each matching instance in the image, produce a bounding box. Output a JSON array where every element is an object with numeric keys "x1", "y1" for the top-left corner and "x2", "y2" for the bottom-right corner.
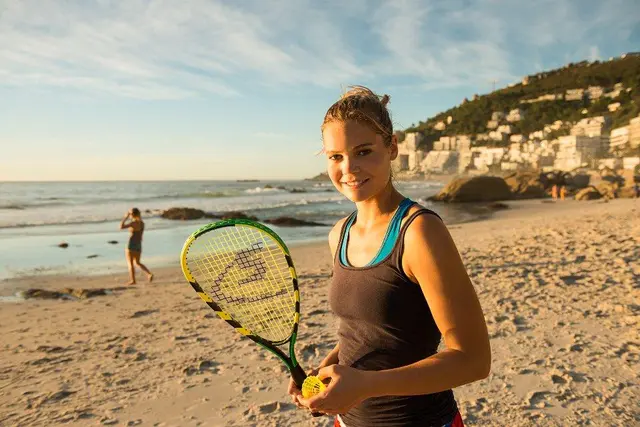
[
  {"x1": 321, "y1": 85, "x2": 394, "y2": 147},
  {"x1": 131, "y1": 208, "x2": 141, "y2": 218}
]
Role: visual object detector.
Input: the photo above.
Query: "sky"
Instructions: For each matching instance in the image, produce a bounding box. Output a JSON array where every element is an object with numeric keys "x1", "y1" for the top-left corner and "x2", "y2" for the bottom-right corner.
[{"x1": 1, "y1": 0, "x2": 639, "y2": 181}]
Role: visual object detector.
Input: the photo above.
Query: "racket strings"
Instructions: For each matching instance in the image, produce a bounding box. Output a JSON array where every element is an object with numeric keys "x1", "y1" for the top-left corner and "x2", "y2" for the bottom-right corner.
[{"x1": 187, "y1": 225, "x2": 296, "y2": 343}]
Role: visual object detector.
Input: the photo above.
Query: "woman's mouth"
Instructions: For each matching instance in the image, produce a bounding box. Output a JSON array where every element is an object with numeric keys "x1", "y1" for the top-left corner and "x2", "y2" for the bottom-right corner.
[{"x1": 341, "y1": 179, "x2": 369, "y2": 189}]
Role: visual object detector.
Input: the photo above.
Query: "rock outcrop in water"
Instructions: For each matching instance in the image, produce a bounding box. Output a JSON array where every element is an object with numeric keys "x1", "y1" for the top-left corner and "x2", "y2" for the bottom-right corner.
[
  {"x1": 160, "y1": 208, "x2": 328, "y2": 226},
  {"x1": 160, "y1": 207, "x2": 217, "y2": 220},
  {"x1": 263, "y1": 217, "x2": 326, "y2": 227}
]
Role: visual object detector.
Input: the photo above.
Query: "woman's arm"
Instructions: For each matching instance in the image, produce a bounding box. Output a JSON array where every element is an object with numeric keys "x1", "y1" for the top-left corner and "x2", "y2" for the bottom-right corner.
[
  {"x1": 119, "y1": 213, "x2": 132, "y2": 230},
  {"x1": 318, "y1": 343, "x2": 340, "y2": 368},
  {"x1": 365, "y1": 213, "x2": 491, "y2": 397}
]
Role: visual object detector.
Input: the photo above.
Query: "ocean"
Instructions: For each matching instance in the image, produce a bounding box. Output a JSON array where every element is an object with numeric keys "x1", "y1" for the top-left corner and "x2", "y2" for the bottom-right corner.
[{"x1": 0, "y1": 179, "x2": 489, "y2": 283}]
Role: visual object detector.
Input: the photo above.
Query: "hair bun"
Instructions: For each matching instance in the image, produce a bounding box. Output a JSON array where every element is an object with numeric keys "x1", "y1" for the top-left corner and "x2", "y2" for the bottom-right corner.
[{"x1": 340, "y1": 85, "x2": 390, "y2": 108}]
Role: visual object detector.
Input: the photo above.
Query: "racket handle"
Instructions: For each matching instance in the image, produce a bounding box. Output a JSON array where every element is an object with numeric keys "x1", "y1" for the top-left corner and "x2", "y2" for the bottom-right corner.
[
  {"x1": 291, "y1": 365, "x2": 325, "y2": 418},
  {"x1": 291, "y1": 364, "x2": 308, "y2": 388}
]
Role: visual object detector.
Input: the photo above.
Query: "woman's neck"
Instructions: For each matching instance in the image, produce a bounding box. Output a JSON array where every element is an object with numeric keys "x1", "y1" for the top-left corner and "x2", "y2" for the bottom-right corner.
[{"x1": 353, "y1": 180, "x2": 405, "y2": 230}]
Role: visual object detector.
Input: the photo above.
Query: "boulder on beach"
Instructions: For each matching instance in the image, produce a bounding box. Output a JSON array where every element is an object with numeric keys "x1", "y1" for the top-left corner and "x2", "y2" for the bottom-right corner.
[
  {"x1": 503, "y1": 171, "x2": 547, "y2": 199},
  {"x1": 20, "y1": 288, "x2": 113, "y2": 300},
  {"x1": 20, "y1": 289, "x2": 68, "y2": 300},
  {"x1": 618, "y1": 186, "x2": 638, "y2": 199},
  {"x1": 430, "y1": 176, "x2": 513, "y2": 202},
  {"x1": 160, "y1": 207, "x2": 217, "y2": 220},
  {"x1": 574, "y1": 186, "x2": 602, "y2": 200},
  {"x1": 62, "y1": 288, "x2": 109, "y2": 299},
  {"x1": 263, "y1": 217, "x2": 326, "y2": 227}
]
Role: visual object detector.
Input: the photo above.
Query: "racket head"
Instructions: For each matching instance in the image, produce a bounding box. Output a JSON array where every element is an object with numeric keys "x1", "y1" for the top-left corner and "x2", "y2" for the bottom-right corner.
[{"x1": 180, "y1": 219, "x2": 301, "y2": 346}]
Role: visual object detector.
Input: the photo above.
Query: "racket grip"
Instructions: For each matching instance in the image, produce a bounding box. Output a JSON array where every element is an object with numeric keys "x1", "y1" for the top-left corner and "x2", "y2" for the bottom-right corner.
[
  {"x1": 290, "y1": 364, "x2": 307, "y2": 389},
  {"x1": 291, "y1": 365, "x2": 325, "y2": 418}
]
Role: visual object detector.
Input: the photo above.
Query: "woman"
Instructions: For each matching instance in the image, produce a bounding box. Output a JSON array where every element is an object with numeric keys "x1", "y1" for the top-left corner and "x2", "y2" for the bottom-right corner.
[
  {"x1": 288, "y1": 87, "x2": 491, "y2": 426},
  {"x1": 119, "y1": 208, "x2": 153, "y2": 285}
]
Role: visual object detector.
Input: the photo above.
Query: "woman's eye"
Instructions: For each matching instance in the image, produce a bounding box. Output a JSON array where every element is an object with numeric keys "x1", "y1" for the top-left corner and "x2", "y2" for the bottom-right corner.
[
  {"x1": 357, "y1": 149, "x2": 372, "y2": 156},
  {"x1": 328, "y1": 154, "x2": 342, "y2": 161}
]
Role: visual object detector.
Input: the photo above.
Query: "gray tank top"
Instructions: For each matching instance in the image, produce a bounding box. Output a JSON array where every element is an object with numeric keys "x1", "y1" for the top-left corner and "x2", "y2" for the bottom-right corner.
[{"x1": 328, "y1": 207, "x2": 458, "y2": 426}]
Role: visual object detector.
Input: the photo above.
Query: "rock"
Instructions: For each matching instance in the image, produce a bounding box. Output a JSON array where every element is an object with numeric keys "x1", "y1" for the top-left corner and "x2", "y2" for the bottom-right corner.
[
  {"x1": 20, "y1": 288, "x2": 111, "y2": 300},
  {"x1": 618, "y1": 186, "x2": 638, "y2": 199},
  {"x1": 503, "y1": 171, "x2": 547, "y2": 199},
  {"x1": 160, "y1": 207, "x2": 218, "y2": 220},
  {"x1": 218, "y1": 211, "x2": 259, "y2": 221},
  {"x1": 595, "y1": 182, "x2": 617, "y2": 199},
  {"x1": 263, "y1": 217, "x2": 326, "y2": 227},
  {"x1": 430, "y1": 176, "x2": 513, "y2": 202},
  {"x1": 567, "y1": 173, "x2": 591, "y2": 189},
  {"x1": 305, "y1": 172, "x2": 331, "y2": 181},
  {"x1": 575, "y1": 187, "x2": 602, "y2": 201},
  {"x1": 488, "y1": 202, "x2": 510, "y2": 210},
  {"x1": 63, "y1": 288, "x2": 109, "y2": 299},
  {"x1": 107, "y1": 240, "x2": 118, "y2": 245},
  {"x1": 20, "y1": 289, "x2": 67, "y2": 300},
  {"x1": 58, "y1": 242, "x2": 69, "y2": 248}
]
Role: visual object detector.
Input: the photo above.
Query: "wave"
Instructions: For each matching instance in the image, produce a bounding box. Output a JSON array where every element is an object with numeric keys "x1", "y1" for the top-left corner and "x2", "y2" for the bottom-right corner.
[
  {"x1": 153, "y1": 191, "x2": 232, "y2": 199},
  {"x1": 0, "y1": 204, "x2": 27, "y2": 210},
  {"x1": 0, "y1": 197, "x2": 346, "y2": 229},
  {"x1": 0, "y1": 201, "x2": 71, "y2": 210},
  {"x1": 244, "y1": 186, "x2": 287, "y2": 194}
]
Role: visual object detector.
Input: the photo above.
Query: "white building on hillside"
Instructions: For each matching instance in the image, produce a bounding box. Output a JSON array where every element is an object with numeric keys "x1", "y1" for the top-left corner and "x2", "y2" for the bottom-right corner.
[
  {"x1": 571, "y1": 116, "x2": 610, "y2": 137},
  {"x1": 609, "y1": 126, "x2": 630, "y2": 152},
  {"x1": 394, "y1": 132, "x2": 425, "y2": 172},
  {"x1": 629, "y1": 115, "x2": 640, "y2": 148}
]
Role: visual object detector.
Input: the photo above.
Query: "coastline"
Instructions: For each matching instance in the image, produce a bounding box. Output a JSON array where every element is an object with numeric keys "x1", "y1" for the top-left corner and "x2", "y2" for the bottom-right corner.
[{"x1": 0, "y1": 198, "x2": 637, "y2": 426}]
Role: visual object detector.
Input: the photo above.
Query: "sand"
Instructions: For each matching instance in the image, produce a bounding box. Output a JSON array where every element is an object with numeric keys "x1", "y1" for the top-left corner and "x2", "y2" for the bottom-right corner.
[{"x1": 1, "y1": 198, "x2": 638, "y2": 426}]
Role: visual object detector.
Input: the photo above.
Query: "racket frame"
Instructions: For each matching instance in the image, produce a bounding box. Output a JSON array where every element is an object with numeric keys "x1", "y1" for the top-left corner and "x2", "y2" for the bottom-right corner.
[{"x1": 180, "y1": 218, "x2": 308, "y2": 387}]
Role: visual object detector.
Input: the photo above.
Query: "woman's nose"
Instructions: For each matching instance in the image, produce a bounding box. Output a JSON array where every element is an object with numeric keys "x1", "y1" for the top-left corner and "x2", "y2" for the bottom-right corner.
[{"x1": 341, "y1": 157, "x2": 360, "y2": 174}]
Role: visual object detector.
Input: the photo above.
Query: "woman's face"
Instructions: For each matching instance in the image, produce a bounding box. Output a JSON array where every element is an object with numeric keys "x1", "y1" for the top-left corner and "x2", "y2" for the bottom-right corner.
[{"x1": 323, "y1": 120, "x2": 397, "y2": 203}]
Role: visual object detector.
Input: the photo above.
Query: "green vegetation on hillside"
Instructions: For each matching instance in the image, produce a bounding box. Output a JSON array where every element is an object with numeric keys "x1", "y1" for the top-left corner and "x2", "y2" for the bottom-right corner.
[{"x1": 405, "y1": 55, "x2": 640, "y2": 146}]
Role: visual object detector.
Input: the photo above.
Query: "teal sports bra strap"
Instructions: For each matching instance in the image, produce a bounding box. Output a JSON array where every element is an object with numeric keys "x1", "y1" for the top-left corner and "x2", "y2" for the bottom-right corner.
[{"x1": 340, "y1": 198, "x2": 414, "y2": 267}]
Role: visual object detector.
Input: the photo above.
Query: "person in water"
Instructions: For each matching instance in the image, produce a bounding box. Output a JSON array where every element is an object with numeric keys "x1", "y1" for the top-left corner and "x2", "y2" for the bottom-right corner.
[
  {"x1": 288, "y1": 86, "x2": 491, "y2": 426},
  {"x1": 119, "y1": 208, "x2": 153, "y2": 285}
]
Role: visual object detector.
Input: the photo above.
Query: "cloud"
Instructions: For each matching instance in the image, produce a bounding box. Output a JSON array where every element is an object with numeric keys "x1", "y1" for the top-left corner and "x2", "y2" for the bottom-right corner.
[{"x1": 0, "y1": 0, "x2": 638, "y2": 100}]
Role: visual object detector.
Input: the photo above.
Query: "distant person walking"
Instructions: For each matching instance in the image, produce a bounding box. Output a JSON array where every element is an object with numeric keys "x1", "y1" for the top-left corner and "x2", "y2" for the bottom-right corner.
[{"x1": 119, "y1": 208, "x2": 153, "y2": 285}]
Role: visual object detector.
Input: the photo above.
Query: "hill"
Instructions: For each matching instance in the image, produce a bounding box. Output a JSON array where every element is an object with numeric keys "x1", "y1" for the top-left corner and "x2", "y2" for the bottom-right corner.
[{"x1": 403, "y1": 54, "x2": 640, "y2": 149}]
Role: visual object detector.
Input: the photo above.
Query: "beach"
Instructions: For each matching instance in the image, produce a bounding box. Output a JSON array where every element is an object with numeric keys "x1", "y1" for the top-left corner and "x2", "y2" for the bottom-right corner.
[{"x1": 1, "y1": 198, "x2": 638, "y2": 426}]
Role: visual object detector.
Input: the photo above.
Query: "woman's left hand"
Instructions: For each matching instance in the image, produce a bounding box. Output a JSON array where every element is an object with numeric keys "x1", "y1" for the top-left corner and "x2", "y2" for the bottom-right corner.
[{"x1": 298, "y1": 364, "x2": 372, "y2": 416}]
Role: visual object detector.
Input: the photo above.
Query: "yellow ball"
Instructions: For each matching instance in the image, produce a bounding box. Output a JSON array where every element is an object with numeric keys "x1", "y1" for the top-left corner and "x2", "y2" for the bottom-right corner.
[{"x1": 301, "y1": 375, "x2": 326, "y2": 398}]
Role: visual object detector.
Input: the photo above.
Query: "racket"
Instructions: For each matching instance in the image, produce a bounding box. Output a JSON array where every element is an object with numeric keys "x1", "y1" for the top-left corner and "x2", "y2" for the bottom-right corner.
[{"x1": 180, "y1": 218, "x2": 326, "y2": 412}]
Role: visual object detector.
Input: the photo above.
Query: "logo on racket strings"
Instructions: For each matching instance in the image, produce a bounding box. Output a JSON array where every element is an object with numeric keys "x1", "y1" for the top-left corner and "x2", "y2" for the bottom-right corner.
[{"x1": 211, "y1": 241, "x2": 289, "y2": 304}]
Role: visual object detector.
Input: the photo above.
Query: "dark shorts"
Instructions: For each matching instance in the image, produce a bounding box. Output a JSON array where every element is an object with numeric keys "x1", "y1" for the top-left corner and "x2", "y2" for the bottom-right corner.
[
  {"x1": 334, "y1": 411, "x2": 464, "y2": 427},
  {"x1": 127, "y1": 241, "x2": 142, "y2": 252}
]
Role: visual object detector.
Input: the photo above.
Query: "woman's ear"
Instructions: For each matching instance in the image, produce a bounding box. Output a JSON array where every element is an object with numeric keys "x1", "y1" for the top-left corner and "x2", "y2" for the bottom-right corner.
[{"x1": 389, "y1": 134, "x2": 399, "y2": 161}]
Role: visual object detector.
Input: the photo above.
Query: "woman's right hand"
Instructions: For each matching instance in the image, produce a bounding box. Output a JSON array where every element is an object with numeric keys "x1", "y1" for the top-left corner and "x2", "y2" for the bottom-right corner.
[{"x1": 288, "y1": 367, "x2": 319, "y2": 409}]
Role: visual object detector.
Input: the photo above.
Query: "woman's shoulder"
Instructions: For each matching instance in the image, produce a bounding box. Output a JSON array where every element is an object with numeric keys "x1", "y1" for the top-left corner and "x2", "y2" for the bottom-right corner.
[
  {"x1": 402, "y1": 202, "x2": 447, "y2": 246},
  {"x1": 328, "y1": 215, "x2": 351, "y2": 257}
]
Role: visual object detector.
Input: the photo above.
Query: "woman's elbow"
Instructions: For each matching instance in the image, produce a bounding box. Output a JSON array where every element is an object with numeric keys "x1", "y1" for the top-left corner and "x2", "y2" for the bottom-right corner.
[
  {"x1": 477, "y1": 357, "x2": 491, "y2": 380},
  {"x1": 474, "y1": 346, "x2": 492, "y2": 380}
]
